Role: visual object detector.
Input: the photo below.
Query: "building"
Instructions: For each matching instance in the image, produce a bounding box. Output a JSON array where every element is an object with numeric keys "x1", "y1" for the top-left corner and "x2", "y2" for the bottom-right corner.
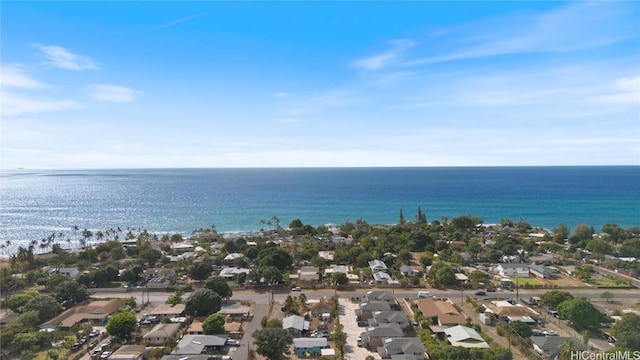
[
  {"x1": 110, "y1": 345, "x2": 148, "y2": 360},
  {"x1": 283, "y1": 314, "x2": 309, "y2": 337},
  {"x1": 365, "y1": 291, "x2": 396, "y2": 304},
  {"x1": 399, "y1": 265, "x2": 422, "y2": 277},
  {"x1": 297, "y1": 266, "x2": 320, "y2": 283},
  {"x1": 374, "y1": 271, "x2": 393, "y2": 284},
  {"x1": 187, "y1": 317, "x2": 205, "y2": 335},
  {"x1": 377, "y1": 337, "x2": 426, "y2": 360},
  {"x1": 443, "y1": 325, "x2": 490, "y2": 349},
  {"x1": 293, "y1": 338, "x2": 328, "y2": 356},
  {"x1": 532, "y1": 336, "x2": 588, "y2": 358},
  {"x1": 414, "y1": 298, "x2": 466, "y2": 327},
  {"x1": 492, "y1": 263, "x2": 530, "y2": 278},
  {"x1": 148, "y1": 303, "x2": 186, "y2": 318},
  {"x1": 529, "y1": 265, "x2": 556, "y2": 279},
  {"x1": 224, "y1": 253, "x2": 244, "y2": 261},
  {"x1": 174, "y1": 335, "x2": 227, "y2": 355},
  {"x1": 40, "y1": 299, "x2": 125, "y2": 331},
  {"x1": 357, "y1": 301, "x2": 392, "y2": 320},
  {"x1": 362, "y1": 323, "x2": 404, "y2": 348},
  {"x1": 48, "y1": 267, "x2": 79, "y2": 279},
  {"x1": 143, "y1": 268, "x2": 176, "y2": 289},
  {"x1": 370, "y1": 311, "x2": 409, "y2": 329},
  {"x1": 369, "y1": 260, "x2": 388, "y2": 272},
  {"x1": 309, "y1": 299, "x2": 333, "y2": 318},
  {"x1": 218, "y1": 267, "x2": 251, "y2": 279},
  {"x1": 143, "y1": 323, "x2": 181, "y2": 346},
  {"x1": 171, "y1": 242, "x2": 195, "y2": 254}
]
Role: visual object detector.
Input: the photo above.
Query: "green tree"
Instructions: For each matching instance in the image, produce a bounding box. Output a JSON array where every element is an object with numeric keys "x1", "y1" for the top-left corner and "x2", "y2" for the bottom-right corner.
[
  {"x1": 586, "y1": 239, "x2": 613, "y2": 256},
  {"x1": 54, "y1": 280, "x2": 88, "y2": 308},
  {"x1": 331, "y1": 272, "x2": 348, "y2": 286},
  {"x1": 24, "y1": 294, "x2": 63, "y2": 323},
  {"x1": 333, "y1": 322, "x2": 347, "y2": 356},
  {"x1": 12, "y1": 331, "x2": 38, "y2": 354},
  {"x1": 427, "y1": 261, "x2": 455, "y2": 288},
  {"x1": 184, "y1": 288, "x2": 222, "y2": 316},
  {"x1": 570, "y1": 223, "x2": 594, "y2": 244},
  {"x1": 468, "y1": 270, "x2": 489, "y2": 286},
  {"x1": 600, "y1": 291, "x2": 614, "y2": 303},
  {"x1": 574, "y1": 265, "x2": 594, "y2": 282},
  {"x1": 267, "y1": 318, "x2": 283, "y2": 328},
  {"x1": 284, "y1": 295, "x2": 298, "y2": 314},
  {"x1": 105, "y1": 311, "x2": 137, "y2": 341},
  {"x1": 189, "y1": 262, "x2": 213, "y2": 281},
  {"x1": 451, "y1": 215, "x2": 481, "y2": 232},
  {"x1": 7, "y1": 293, "x2": 34, "y2": 312},
  {"x1": 539, "y1": 290, "x2": 574, "y2": 309},
  {"x1": 202, "y1": 313, "x2": 226, "y2": 334},
  {"x1": 17, "y1": 309, "x2": 41, "y2": 329},
  {"x1": 558, "y1": 298, "x2": 605, "y2": 329},
  {"x1": 256, "y1": 247, "x2": 293, "y2": 272},
  {"x1": 610, "y1": 312, "x2": 640, "y2": 351},
  {"x1": 166, "y1": 289, "x2": 184, "y2": 305},
  {"x1": 508, "y1": 320, "x2": 533, "y2": 338},
  {"x1": 253, "y1": 327, "x2": 293, "y2": 360},
  {"x1": 204, "y1": 276, "x2": 233, "y2": 300}
]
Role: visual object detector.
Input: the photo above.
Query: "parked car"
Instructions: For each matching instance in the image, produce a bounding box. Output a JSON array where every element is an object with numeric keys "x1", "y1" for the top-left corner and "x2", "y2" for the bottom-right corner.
[
  {"x1": 543, "y1": 330, "x2": 558, "y2": 336},
  {"x1": 357, "y1": 336, "x2": 363, "y2": 346},
  {"x1": 486, "y1": 287, "x2": 496, "y2": 292},
  {"x1": 357, "y1": 320, "x2": 368, "y2": 327},
  {"x1": 291, "y1": 286, "x2": 301, "y2": 291},
  {"x1": 226, "y1": 339, "x2": 241, "y2": 346},
  {"x1": 475, "y1": 290, "x2": 486, "y2": 296},
  {"x1": 100, "y1": 351, "x2": 112, "y2": 359},
  {"x1": 532, "y1": 329, "x2": 544, "y2": 336}
]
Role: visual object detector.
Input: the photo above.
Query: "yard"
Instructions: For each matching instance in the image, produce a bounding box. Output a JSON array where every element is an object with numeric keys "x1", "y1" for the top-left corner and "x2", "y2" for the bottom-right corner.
[
  {"x1": 588, "y1": 275, "x2": 632, "y2": 288},
  {"x1": 513, "y1": 277, "x2": 543, "y2": 286}
]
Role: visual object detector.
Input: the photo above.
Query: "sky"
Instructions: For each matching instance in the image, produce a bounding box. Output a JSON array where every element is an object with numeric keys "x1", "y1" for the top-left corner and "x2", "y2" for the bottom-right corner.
[{"x1": 1, "y1": 1, "x2": 639, "y2": 169}]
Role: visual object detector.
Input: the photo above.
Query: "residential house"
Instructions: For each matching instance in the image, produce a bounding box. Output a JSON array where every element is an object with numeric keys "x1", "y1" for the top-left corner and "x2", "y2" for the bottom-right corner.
[
  {"x1": 529, "y1": 265, "x2": 556, "y2": 279},
  {"x1": 318, "y1": 251, "x2": 334, "y2": 262},
  {"x1": 174, "y1": 335, "x2": 227, "y2": 355},
  {"x1": 161, "y1": 356, "x2": 209, "y2": 360},
  {"x1": 297, "y1": 266, "x2": 320, "y2": 283},
  {"x1": 362, "y1": 323, "x2": 404, "y2": 348},
  {"x1": 443, "y1": 325, "x2": 490, "y2": 349},
  {"x1": 414, "y1": 298, "x2": 466, "y2": 327},
  {"x1": 171, "y1": 242, "x2": 194, "y2": 254},
  {"x1": 373, "y1": 271, "x2": 393, "y2": 284},
  {"x1": 148, "y1": 303, "x2": 186, "y2": 319},
  {"x1": 218, "y1": 304, "x2": 251, "y2": 321},
  {"x1": 143, "y1": 268, "x2": 176, "y2": 289},
  {"x1": 111, "y1": 345, "x2": 148, "y2": 360},
  {"x1": 283, "y1": 315, "x2": 309, "y2": 337},
  {"x1": 532, "y1": 336, "x2": 588, "y2": 358},
  {"x1": 492, "y1": 263, "x2": 530, "y2": 278},
  {"x1": 219, "y1": 267, "x2": 251, "y2": 279},
  {"x1": 365, "y1": 291, "x2": 396, "y2": 305},
  {"x1": 357, "y1": 301, "x2": 392, "y2": 320},
  {"x1": 143, "y1": 323, "x2": 181, "y2": 346},
  {"x1": 187, "y1": 317, "x2": 205, "y2": 335},
  {"x1": 309, "y1": 299, "x2": 333, "y2": 317},
  {"x1": 48, "y1": 267, "x2": 79, "y2": 279},
  {"x1": 529, "y1": 253, "x2": 557, "y2": 265},
  {"x1": 224, "y1": 253, "x2": 244, "y2": 261},
  {"x1": 40, "y1": 299, "x2": 125, "y2": 331},
  {"x1": 293, "y1": 338, "x2": 328, "y2": 357},
  {"x1": 399, "y1": 265, "x2": 422, "y2": 277},
  {"x1": 369, "y1": 260, "x2": 388, "y2": 272},
  {"x1": 377, "y1": 337, "x2": 426, "y2": 360},
  {"x1": 369, "y1": 311, "x2": 409, "y2": 329}
]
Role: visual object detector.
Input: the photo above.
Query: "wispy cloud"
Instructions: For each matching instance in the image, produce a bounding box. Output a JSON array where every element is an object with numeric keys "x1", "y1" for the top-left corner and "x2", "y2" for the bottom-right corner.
[
  {"x1": 403, "y1": 2, "x2": 638, "y2": 66},
  {"x1": 1, "y1": 92, "x2": 82, "y2": 116},
  {"x1": 156, "y1": 13, "x2": 207, "y2": 30},
  {"x1": 0, "y1": 65, "x2": 47, "y2": 89},
  {"x1": 274, "y1": 92, "x2": 292, "y2": 98},
  {"x1": 34, "y1": 44, "x2": 99, "y2": 71},
  {"x1": 90, "y1": 84, "x2": 141, "y2": 103},
  {"x1": 354, "y1": 39, "x2": 415, "y2": 70},
  {"x1": 592, "y1": 75, "x2": 640, "y2": 105}
]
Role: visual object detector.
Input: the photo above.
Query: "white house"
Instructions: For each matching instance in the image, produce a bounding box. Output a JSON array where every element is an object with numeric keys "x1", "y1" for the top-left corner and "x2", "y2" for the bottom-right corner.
[
  {"x1": 492, "y1": 263, "x2": 530, "y2": 278},
  {"x1": 369, "y1": 260, "x2": 388, "y2": 272},
  {"x1": 443, "y1": 325, "x2": 490, "y2": 349}
]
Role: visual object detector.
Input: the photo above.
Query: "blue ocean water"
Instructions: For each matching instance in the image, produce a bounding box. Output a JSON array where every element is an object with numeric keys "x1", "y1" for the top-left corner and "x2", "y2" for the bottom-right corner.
[{"x1": 1, "y1": 167, "x2": 638, "y2": 252}]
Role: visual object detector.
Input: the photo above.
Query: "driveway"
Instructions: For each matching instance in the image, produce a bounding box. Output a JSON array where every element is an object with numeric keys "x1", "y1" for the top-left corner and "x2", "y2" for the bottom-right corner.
[
  {"x1": 339, "y1": 298, "x2": 380, "y2": 360},
  {"x1": 229, "y1": 302, "x2": 267, "y2": 360}
]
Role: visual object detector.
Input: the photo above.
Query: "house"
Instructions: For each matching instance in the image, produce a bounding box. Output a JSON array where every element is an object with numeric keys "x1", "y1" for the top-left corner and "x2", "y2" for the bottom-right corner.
[
  {"x1": 532, "y1": 336, "x2": 588, "y2": 358},
  {"x1": 224, "y1": 253, "x2": 244, "y2": 261},
  {"x1": 529, "y1": 253, "x2": 557, "y2": 265},
  {"x1": 493, "y1": 263, "x2": 530, "y2": 278},
  {"x1": 218, "y1": 267, "x2": 251, "y2": 279},
  {"x1": 529, "y1": 265, "x2": 556, "y2": 279},
  {"x1": 370, "y1": 311, "x2": 409, "y2": 329},
  {"x1": 369, "y1": 260, "x2": 388, "y2": 272},
  {"x1": 365, "y1": 291, "x2": 396, "y2": 305},
  {"x1": 399, "y1": 265, "x2": 422, "y2": 277},
  {"x1": 357, "y1": 301, "x2": 392, "y2": 320},
  {"x1": 283, "y1": 315, "x2": 310, "y2": 337},
  {"x1": 492, "y1": 305, "x2": 538, "y2": 319},
  {"x1": 111, "y1": 345, "x2": 148, "y2": 360},
  {"x1": 318, "y1": 251, "x2": 334, "y2": 262},
  {"x1": 309, "y1": 299, "x2": 333, "y2": 317},
  {"x1": 377, "y1": 337, "x2": 426, "y2": 360},
  {"x1": 293, "y1": 338, "x2": 328, "y2": 356},
  {"x1": 414, "y1": 298, "x2": 466, "y2": 327},
  {"x1": 218, "y1": 303, "x2": 251, "y2": 321},
  {"x1": 297, "y1": 266, "x2": 320, "y2": 283},
  {"x1": 48, "y1": 267, "x2": 79, "y2": 279},
  {"x1": 171, "y1": 242, "x2": 194, "y2": 254},
  {"x1": 443, "y1": 325, "x2": 490, "y2": 349},
  {"x1": 374, "y1": 271, "x2": 393, "y2": 284},
  {"x1": 148, "y1": 303, "x2": 186, "y2": 318},
  {"x1": 40, "y1": 299, "x2": 125, "y2": 331},
  {"x1": 143, "y1": 268, "x2": 176, "y2": 289},
  {"x1": 362, "y1": 323, "x2": 404, "y2": 348},
  {"x1": 174, "y1": 334, "x2": 227, "y2": 355},
  {"x1": 187, "y1": 317, "x2": 205, "y2": 335},
  {"x1": 143, "y1": 323, "x2": 181, "y2": 346}
]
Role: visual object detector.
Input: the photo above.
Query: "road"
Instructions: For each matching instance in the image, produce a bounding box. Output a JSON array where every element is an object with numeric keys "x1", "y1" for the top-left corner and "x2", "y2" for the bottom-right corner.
[{"x1": 93, "y1": 287, "x2": 640, "y2": 305}]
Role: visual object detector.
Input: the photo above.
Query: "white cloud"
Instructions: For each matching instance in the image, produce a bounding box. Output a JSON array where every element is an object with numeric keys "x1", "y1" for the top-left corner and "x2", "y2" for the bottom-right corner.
[
  {"x1": 354, "y1": 39, "x2": 415, "y2": 70},
  {"x1": 593, "y1": 75, "x2": 640, "y2": 105},
  {"x1": 90, "y1": 84, "x2": 141, "y2": 103},
  {"x1": 35, "y1": 44, "x2": 98, "y2": 71},
  {"x1": 274, "y1": 92, "x2": 292, "y2": 98},
  {"x1": 0, "y1": 92, "x2": 82, "y2": 116},
  {"x1": 0, "y1": 65, "x2": 47, "y2": 88}
]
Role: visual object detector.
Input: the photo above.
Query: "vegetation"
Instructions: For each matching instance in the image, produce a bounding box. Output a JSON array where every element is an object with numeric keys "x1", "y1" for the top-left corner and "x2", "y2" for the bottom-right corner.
[
  {"x1": 204, "y1": 276, "x2": 233, "y2": 300},
  {"x1": 539, "y1": 290, "x2": 574, "y2": 309},
  {"x1": 252, "y1": 327, "x2": 293, "y2": 360},
  {"x1": 202, "y1": 313, "x2": 226, "y2": 334},
  {"x1": 184, "y1": 288, "x2": 222, "y2": 316},
  {"x1": 557, "y1": 298, "x2": 606, "y2": 329},
  {"x1": 106, "y1": 311, "x2": 137, "y2": 341},
  {"x1": 610, "y1": 312, "x2": 640, "y2": 351}
]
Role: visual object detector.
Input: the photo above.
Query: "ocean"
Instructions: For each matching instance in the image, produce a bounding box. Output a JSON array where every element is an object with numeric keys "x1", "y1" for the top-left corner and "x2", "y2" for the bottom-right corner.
[{"x1": 1, "y1": 166, "x2": 638, "y2": 253}]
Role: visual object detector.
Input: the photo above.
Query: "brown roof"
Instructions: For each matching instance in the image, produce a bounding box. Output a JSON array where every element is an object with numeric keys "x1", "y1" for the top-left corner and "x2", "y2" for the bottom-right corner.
[
  {"x1": 492, "y1": 306, "x2": 536, "y2": 317},
  {"x1": 224, "y1": 322, "x2": 242, "y2": 332},
  {"x1": 415, "y1": 298, "x2": 440, "y2": 317},
  {"x1": 309, "y1": 300, "x2": 333, "y2": 311},
  {"x1": 438, "y1": 313, "x2": 467, "y2": 325},
  {"x1": 43, "y1": 299, "x2": 125, "y2": 328},
  {"x1": 113, "y1": 345, "x2": 147, "y2": 356},
  {"x1": 416, "y1": 298, "x2": 465, "y2": 324}
]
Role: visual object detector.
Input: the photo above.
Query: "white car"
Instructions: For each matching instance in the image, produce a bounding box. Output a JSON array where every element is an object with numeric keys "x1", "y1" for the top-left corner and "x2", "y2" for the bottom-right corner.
[
  {"x1": 100, "y1": 351, "x2": 112, "y2": 358},
  {"x1": 226, "y1": 339, "x2": 241, "y2": 346},
  {"x1": 543, "y1": 330, "x2": 558, "y2": 336},
  {"x1": 291, "y1": 287, "x2": 301, "y2": 291}
]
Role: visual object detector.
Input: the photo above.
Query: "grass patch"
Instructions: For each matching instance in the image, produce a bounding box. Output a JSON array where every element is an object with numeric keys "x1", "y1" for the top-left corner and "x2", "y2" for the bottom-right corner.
[
  {"x1": 514, "y1": 278, "x2": 543, "y2": 286},
  {"x1": 588, "y1": 276, "x2": 631, "y2": 287}
]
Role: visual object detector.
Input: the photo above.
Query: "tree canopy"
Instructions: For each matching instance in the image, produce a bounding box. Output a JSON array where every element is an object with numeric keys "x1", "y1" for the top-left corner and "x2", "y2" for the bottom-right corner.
[
  {"x1": 202, "y1": 313, "x2": 226, "y2": 335},
  {"x1": 54, "y1": 280, "x2": 88, "y2": 308},
  {"x1": 204, "y1": 276, "x2": 233, "y2": 300},
  {"x1": 256, "y1": 247, "x2": 293, "y2": 272},
  {"x1": 610, "y1": 312, "x2": 640, "y2": 351},
  {"x1": 189, "y1": 262, "x2": 213, "y2": 281},
  {"x1": 557, "y1": 298, "x2": 605, "y2": 329},
  {"x1": 184, "y1": 288, "x2": 222, "y2": 316},
  {"x1": 105, "y1": 312, "x2": 137, "y2": 341},
  {"x1": 539, "y1": 290, "x2": 574, "y2": 309},
  {"x1": 253, "y1": 327, "x2": 293, "y2": 360}
]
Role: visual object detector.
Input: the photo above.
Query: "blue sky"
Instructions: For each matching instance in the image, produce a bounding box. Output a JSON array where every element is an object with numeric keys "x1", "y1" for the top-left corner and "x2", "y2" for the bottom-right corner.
[{"x1": 1, "y1": 1, "x2": 639, "y2": 169}]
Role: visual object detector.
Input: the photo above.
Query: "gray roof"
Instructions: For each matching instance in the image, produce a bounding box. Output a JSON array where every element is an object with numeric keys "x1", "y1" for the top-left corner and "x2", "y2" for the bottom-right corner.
[
  {"x1": 360, "y1": 301, "x2": 392, "y2": 312},
  {"x1": 283, "y1": 315, "x2": 309, "y2": 331},
  {"x1": 293, "y1": 338, "x2": 328, "y2": 348},
  {"x1": 144, "y1": 323, "x2": 181, "y2": 339},
  {"x1": 175, "y1": 335, "x2": 227, "y2": 355},
  {"x1": 532, "y1": 336, "x2": 588, "y2": 351},
  {"x1": 372, "y1": 311, "x2": 408, "y2": 324},
  {"x1": 443, "y1": 325, "x2": 484, "y2": 343},
  {"x1": 366, "y1": 323, "x2": 404, "y2": 337}
]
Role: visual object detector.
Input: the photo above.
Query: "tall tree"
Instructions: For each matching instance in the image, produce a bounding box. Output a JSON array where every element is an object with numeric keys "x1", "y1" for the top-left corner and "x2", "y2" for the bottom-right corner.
[
  {"x1": 610, "y1": 312, "x2": 640, "y2": 351},
  {"x1": 558, "y1": 298, "x2": 605, "y2": 329},
  {"x1": 184, "y1": 288, "x2": 222, "y2": 316},
  {"x1": 189, "y1": 262, "x2": 213, "y2": 281},
  {"x1": 54, "y1": 280, "x2": 89, "y2": 308},
  {"x1": 539, "y1": 290, "x2": 574, "y2": 309},
  {"x1": 204, "y1": 276, "x2": 233, "y2": 300},
  {"x1": 105, "y1": 312, "x2": 137, "y2": 341},
  {"x1": 202, "y1": 313, "x2": 226, "y2": 335},
  {"x1": 253, "y1": 327, "x2": 292, "y2": 360}
]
